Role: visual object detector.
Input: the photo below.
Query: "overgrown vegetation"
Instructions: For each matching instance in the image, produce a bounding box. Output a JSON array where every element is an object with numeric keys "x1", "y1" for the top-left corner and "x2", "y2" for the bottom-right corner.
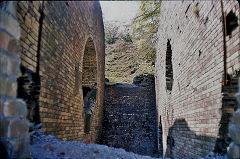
[
  {"x1": 105, "y1": 23, "x2": 119, "y2": 44},
  {"x1": 104, "y1": 1, "x2": 161, "y2": 83},
  {"x1": 131, "y1": 0, "x2": 161, "y2": 63},
  {"x1": 105, "y1": 23, "x2": 133, "y2": 44}
]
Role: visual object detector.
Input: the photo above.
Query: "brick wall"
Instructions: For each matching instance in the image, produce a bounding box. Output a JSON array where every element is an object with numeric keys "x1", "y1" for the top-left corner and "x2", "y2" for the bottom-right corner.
[
  {"x1": 155, "y1": 1, "x2": 239, "y2": 158},
  {"x1": 225, "y1": 1, "x2": 240, "y2": 76},
  {"x1": 16, "y1": 1, "x2": 105, "y2": 142},
  {"x1": 16, "y1": 1, "x2": 42, "y2": 125},
  {"x1": 82, "y1": 38, "x2": 97, "y2": 88},
  {"x1": 102, "y1": 84, "x2": 158, "y2": 156},
  {"x1": 0, "y1": 1, "x2": 30, "y2": 158}
]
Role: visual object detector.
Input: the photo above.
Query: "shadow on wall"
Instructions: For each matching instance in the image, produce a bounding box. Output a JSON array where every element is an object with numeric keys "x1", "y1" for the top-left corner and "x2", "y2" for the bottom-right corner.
[
  {"x1": 166, "y1": 119, "x2": 217, "y2": 159},
  {"x1": 215, "y1": 76, "x2": 239, "y2": 154},
  {"x1": 165, "y1": 78, "x2": 239, "y2": 158}
]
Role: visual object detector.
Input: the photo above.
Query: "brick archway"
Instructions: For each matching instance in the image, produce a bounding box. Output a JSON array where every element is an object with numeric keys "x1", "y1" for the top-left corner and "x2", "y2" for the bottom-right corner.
[{"x1": 82, "y1": 37, "x2": 97, "y2": 134}]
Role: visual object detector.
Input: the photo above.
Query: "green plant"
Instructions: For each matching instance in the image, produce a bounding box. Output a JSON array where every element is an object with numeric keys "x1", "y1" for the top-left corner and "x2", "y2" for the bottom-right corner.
[{"x1": 131, "y1": 0, "x2": 161, "y2": 62}]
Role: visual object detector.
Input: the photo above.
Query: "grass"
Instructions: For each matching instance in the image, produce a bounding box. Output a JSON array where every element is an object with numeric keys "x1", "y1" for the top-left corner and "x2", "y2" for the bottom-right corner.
[{"x1": 105, "y1": 40, "x2": 155, "y2": 84}]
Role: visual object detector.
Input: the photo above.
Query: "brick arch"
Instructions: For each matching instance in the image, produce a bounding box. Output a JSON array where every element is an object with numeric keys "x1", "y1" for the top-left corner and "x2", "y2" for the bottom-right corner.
[
  {"x1": 81, "y1": 37, "x2": 98, "y2": 135},
  {"x1": 82, "y1": 37, "x2": 97, "y2": 89},
  {"x1": 14, "y1": 1, "x2": 105, "y2": 142}
]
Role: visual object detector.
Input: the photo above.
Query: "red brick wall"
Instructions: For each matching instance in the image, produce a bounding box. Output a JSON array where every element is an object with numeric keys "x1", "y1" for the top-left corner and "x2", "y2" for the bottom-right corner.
[
  {"x1": 16, "y1": 1, "x2": 105, "y2": 142},
  {"x1": 155, "y1": 1, "x2": 239, "y2": 158},
  {"x1": 17, "y1": 1, "x2": 41, "y2": 73},
  {"x1": 82, "y1": 38, "x2": 98, "y2": 88}
]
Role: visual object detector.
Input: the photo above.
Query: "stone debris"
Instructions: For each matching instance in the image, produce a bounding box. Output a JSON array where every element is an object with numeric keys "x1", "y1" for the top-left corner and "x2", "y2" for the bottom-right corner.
[
  {"x1": 133, "y1": 74, "x2": 155, "y2": 87},
  {"x1": 31, "y1": 123, "x2": 226, "y2": 159},
  {"x1": 31, "y1": 128, "x2": 160, "y2": 159}
]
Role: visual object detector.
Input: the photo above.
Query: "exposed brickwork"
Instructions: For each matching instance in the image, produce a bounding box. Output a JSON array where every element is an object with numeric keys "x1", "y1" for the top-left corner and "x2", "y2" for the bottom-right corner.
[
  {"x1": 155, "y1": 1, "x2": 239, "y2": 158},
  {"x1": 1, "y1": 1, "x2": 239, "y2": 158},
  {"x1": 82, "y1": 38, "x2": 98, "y2": 88},
  {"x1": 102, "y1": 84, "x2": 158, "y2": 156},
  {"x1": 215, "y1": 76, "x2": 239, "y2": 153},
  {"x1": 16, "y1": 1, "x2": 105, "y2": 142},
  {"x1": 227, "y1": 76, "x2": 240, "y2": 158},
  {"x1": 225, "y1": 2, "x2": 240, "y2": 76},
  {"x1": 0, "y1": 1, "x2": 30, "y2": 158},
  {"x1": 17, "y1": 1, "x2": 41, "y2": 73}
]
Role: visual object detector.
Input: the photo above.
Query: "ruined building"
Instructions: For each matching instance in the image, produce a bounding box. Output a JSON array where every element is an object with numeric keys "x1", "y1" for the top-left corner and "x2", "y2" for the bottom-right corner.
[
  {"x1": 0, "y1": 1, "x2": 104, "y2": 158},
  {"x1": 0, "y1": 1, "x2": 240, "y2": 159},
  {"x1": 155, "y1": 1, "x2": 240, "y2": 158}
]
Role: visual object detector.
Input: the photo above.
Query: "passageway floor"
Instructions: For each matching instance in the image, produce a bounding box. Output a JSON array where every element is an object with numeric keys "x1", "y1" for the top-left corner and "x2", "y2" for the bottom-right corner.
[
  {"x1": 30, "y1": 128, "x2": 227, "y2": 159},
  {"x1": 31, "y1": 128, "x2": 160, "y2": 159}
]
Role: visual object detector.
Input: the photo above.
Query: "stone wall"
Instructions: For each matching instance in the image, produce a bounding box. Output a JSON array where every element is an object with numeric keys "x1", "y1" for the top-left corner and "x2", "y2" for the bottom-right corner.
[
  {"x1": 155, "y1": 1, "x2": 239, "y2": 158},
  {"x1": 0, "y1": 1, "x2": 30, "y2": 158},
  {"x1": 102, "y1": 84, "x2": 158, "y2": 157},
  {"x1": 16, "y1": 1, "x2": 105, "y2": 142}
]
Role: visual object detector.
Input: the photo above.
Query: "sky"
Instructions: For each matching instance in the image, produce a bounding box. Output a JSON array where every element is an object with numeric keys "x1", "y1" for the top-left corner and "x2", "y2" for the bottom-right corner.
[{"x1": 100, "y1": 1, "x2": 141, "y2": 26}]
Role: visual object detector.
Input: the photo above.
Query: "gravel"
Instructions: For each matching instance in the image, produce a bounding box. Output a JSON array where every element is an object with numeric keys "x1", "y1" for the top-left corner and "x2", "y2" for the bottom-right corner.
[
  {"x1": 30, "y1": 128, "x2": 159, "y2": 159},
  {"x1": 30, "y1": 126, "x2": 227, "y2": 159}
]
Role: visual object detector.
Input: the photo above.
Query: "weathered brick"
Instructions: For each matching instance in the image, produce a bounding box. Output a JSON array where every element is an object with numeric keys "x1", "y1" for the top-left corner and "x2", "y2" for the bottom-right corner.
[
  {"x1": 8, "y1": 39, "x2": 18, "y2": 54},
  {"x1": 15, "y1": 1, "x2": 105, "y2": 142},
  {"x1": 0, "y1": 120, "x2": 10, "y2": 137},
  {"x1": 2, "y1": 98, "x2": 27, "y2": 117},
  {"x1": 9, "y1": 120, "x2": 29, "y2": 137},
  {"x1": 0, "y1": 76, "x2": 17, "y2": 97},
  {"x1": 0, "y1": 10, "x2": 20, "y2": 39},
  {"x1": 12, "y1": 136, "x2": 30, "y2": 156},
  {"x1": 156, "y1": 1, "x2": 239, "y2": 158},
  {"x1": 0, "y1": 53, "x2": 20, "y2": 77},
  {"x1": 1, "y1": 1, "x2": 17, "y2": 16},
  {"x1": 0, "y1": 1, "x2": 30, "y2": 158},
  {"x1": 0, "y1": 31, "x2": 18, "y2": 54}
]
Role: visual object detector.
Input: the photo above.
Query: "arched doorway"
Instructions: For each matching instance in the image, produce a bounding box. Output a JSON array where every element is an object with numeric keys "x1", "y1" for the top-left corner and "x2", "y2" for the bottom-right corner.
[{"x1": 82, "y1": 37, "x2": 97, "y2": 134}]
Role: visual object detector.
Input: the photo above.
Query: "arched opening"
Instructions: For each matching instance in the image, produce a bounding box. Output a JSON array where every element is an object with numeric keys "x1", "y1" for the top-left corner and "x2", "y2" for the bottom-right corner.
[
  {"x1": 166, "y1": 39, "x2": 173, "y2": 92},
  {"x1": 82, "y1": 37, "x2": 97, "y2": 134}
]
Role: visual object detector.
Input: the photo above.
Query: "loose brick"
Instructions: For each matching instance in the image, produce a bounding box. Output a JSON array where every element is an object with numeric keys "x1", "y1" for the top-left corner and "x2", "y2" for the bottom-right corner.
[
  {"x1": 12, "y1": 136, "x2": 30, "y2": 156},
  {"x1": 3, "y1": 99, "x2": 27, "y2": 117},
  {"x1": 9, "y1": 120, "x2": 29, "y2": 137}
]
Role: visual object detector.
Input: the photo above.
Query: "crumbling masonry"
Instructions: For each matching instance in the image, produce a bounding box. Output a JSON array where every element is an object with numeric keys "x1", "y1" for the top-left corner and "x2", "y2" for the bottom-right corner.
[
  {"x1": 0, "y1": 1, "x2": 240, "y2": 159},
  {"x1": 16, "y1": 1, "x2": 105, "y2": 142},
  {"x1": 0, "y1": 1, "x2": 105, "y2": 158}
]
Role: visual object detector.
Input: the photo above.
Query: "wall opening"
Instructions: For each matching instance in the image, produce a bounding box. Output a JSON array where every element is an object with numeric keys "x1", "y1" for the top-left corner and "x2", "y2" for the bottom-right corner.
[
  {"x1": 226, "y1": 10, "x2": 238, "y2": 37},
  {"x1": 16, "y1": 1, "x2": 45, "y2": 127},
  {"x1": 166, "y1": 39, "x2": 173, "y2": 92},
  {"x1": 17, "y1": 67, "x2": 41, "y2": 127},
  {"x1": 82, "y1": 37, "x2": 97, "y2": 134}
]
